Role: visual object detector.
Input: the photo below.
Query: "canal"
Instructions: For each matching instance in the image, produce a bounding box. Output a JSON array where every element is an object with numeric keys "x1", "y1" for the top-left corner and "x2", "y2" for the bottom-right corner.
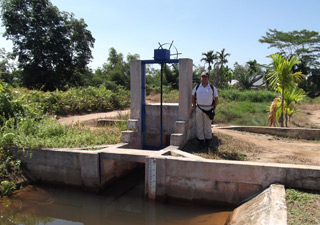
[{"x1": 0, "y1": 169, "x2": 233, "y2": 225}]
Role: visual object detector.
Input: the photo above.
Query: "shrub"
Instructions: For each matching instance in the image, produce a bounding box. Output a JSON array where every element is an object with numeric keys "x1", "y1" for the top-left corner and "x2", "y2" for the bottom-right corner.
[
  {"x1": 0, "y1": 180, "x2": 16, "y2": 196},
  {"x1": 11, "y1": 86, "x2": 130, "y2": 116}
]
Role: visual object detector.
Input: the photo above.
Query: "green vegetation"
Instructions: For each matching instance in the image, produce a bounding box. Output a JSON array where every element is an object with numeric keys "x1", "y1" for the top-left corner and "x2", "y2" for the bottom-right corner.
[
  {"x1": 1, "y1": 118, "x2": 126, "y2": 149},
  {"x1": 0, "y1": 81, "x2": 129, "y2": 195},
  {"x1": 232, "y1": 60, "x2": 265, "y2": 89},
  {"x1": 0, "y1": 181, "x2": 16, "y2": 196},
  {"x1": 267, "y1": 54, "x2": 305, "y2": 127},
  {"x1": 1, "y1": 0, "x2": 95, "y2": 91},
  {"x1": 1, "y1": 1, "x2": 320, "y2": 208},
  {"x1": 1, "y1": 82, "x2": 129, "y2": 150},
  {"x1": 286, "y1": 189, "x2": 320, "y2": 225},
  {"x1": 201, "y1": 49, "x2": 231, "y2": 88},
  {"x1": 215, "y1": 89, "x2": 278, "y2": 126},
  {"x1": 11, "y1": 86, "x2": 130, "y2": 115}
]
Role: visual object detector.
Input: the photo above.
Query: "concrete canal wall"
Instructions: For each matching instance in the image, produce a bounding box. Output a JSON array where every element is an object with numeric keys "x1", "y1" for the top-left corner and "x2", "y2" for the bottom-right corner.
[
  {"x1": 146, "y1": 153, "x2": 320, "y2": 204},
  {"x1": 14, "y1": 146, "x2": 141, "y2": 192},
  {"x1": 13, "y1": 145, "x2": 320, "y2": 206}
]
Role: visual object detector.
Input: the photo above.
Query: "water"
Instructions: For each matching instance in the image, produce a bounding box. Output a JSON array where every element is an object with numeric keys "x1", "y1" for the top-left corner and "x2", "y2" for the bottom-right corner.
[{"x1": 0, "y1": 170, "x2": 233, "y2": 225}]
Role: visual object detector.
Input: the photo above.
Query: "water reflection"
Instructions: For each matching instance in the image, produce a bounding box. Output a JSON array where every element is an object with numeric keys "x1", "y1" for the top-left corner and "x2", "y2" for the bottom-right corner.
[{"x1": 0, "y1": 171, "x2": 232, "y2": 225}]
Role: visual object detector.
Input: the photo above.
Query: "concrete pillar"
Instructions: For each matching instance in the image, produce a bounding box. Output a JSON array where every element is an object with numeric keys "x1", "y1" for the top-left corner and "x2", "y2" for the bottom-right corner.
[
  {"x1": 129, "y1": 60, "x2": 142, "y2": 148},
  {"x1": 178, "y1": 58, "x2": 193, "y2": 121},
  {"x1": 80, "y1": 152, "x2": 100, "y2": 192},
  {"x1": 130, "y1": 60, "x2": 142, "y2": 119}
]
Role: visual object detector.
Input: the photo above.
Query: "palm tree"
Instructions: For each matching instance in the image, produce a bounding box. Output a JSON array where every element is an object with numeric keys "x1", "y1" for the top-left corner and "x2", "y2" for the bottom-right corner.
[
  {"x1": 216, "y1": 48, "x2": 230, "y2": 70},
  {"x1": 215, "y1": 48, "x2": 231, "y2": 87},
  {"x1": 267, "y1": 54, "x2": 305, "y2": 127},
  {"x1": 233, "y1": 63, "x2": 263, "y2": 89},
  {"x1": 279, "y1": 84, "x2": 305, "y2": 127},
  {"x1": 268, "y1": 84, "x2": 305, "y2": 127},
  {"x1": 201, "y1": 50, "x2": 217, "y2": 74}
]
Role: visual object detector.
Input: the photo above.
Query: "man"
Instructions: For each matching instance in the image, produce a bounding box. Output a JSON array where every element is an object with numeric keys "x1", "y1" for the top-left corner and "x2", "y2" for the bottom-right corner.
[{"x1": 192, "y1": 71, "x2": 219, "y2": 149}]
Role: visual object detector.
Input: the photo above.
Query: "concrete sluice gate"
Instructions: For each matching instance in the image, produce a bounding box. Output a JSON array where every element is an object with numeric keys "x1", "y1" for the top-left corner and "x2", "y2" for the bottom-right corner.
[{"x1": 13, "y1": 57, "x2": 320, "y2": 225}]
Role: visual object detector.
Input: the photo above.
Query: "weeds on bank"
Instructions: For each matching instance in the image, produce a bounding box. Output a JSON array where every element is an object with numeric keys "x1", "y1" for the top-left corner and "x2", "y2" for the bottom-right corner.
[
  {"x1": 0, "y1": 152, "x2": 21, "y2": 196},
  {"x1": 286, "y1": 189, "x2": 320, "y2": 225},
  {"x1": 1, "y1": 117, "x2": 127, "y2": 149}
]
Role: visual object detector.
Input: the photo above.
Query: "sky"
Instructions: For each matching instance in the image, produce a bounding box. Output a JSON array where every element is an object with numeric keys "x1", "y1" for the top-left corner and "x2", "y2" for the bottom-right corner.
[{"x1": 1, "y1": 0, "x2": 320, "y2": 70}]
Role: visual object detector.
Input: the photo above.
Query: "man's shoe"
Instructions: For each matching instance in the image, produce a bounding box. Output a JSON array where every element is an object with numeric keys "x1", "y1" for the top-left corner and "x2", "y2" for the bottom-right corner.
[
  {"x1": 199, "y1": 139, "x2": 206, "y2": 151},
  {"x1": 205, "y1": 138, "x2": 211, "y2": 148}
]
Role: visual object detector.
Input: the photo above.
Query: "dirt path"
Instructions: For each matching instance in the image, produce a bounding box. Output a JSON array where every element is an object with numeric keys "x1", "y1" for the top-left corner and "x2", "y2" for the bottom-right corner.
[
  {"x1": 57, "y1": 109, "x2": 130, "y2": 126},
  {"x1": 291, "y1": 104, "x2": 320, "y2": 128},
  {"x1": 214, "y1": 128, "x2": 320, "y2": 166}
]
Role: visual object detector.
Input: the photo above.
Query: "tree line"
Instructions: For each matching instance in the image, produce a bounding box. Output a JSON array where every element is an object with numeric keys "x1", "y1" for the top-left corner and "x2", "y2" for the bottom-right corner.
[{"x1": 1, "y1": 0, "x2": 320, "y2": 100}]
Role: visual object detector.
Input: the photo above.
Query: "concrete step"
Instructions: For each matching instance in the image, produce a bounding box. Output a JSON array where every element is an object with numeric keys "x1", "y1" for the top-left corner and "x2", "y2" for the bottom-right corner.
[
  {"x1": 174, "y1": 121, "x2": 186, "y2": 133},
  {"x1": 170, "y1": 133, "x2": 183, "y2": 146},
  {"x1": 122, "y1": 130, "x2": 135, "y2": 143},
  {"x1": 127, "y1": 119, "x2": 139, "y2": 131}
]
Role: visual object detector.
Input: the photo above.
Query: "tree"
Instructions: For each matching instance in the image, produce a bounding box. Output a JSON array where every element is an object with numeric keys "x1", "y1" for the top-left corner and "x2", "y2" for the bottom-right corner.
[
  {"x1": 259, "y1": 29, "x2": 320, "y2": 62},
  {"x1": 267, "y1": 54, "x2": 305, "y2": 127},
  {"x1": 201, "y1": 50, "x2": 217, "y2": 75},
  {"x1": 94, "y1": 48, "x2": 139, "y2": 90},
  {"x1": 0, "y1": 0, "x2": 95, "y2": 91},
  {"x1": 281, "y1": 84, "x2": 305, "y2": 127},
  {"x1": 260, "y1": 29, "x2": 320, "y2": 97},
  {"x1": 216, "y1": 48, "x2": 230, "y2": 70},
  {"x1": 232, "y1": 61, "x2": 265, "y2": 89},
  {"x1": 214, "y1": 48, "x2": 231, "y2": 88},
  {"x1": 268, "y1": 84, "x2": 305, "y2": 127}
]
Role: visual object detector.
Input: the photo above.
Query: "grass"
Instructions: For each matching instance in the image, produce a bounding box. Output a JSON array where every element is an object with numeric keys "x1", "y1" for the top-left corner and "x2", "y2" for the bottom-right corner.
[
  {"x1": 286, "y1": 189, "x2": 320, "y2": 225},
  {"x1": 215, "y1": 101, "x2": 269, "y2": 126},
  {"x1": 153, "y1": 88, "x2": 274, "y2": 126},
  {"x1": 182, "y1": 133, "x2": 258, "y2": 161},
  {"x1": 301, "y1": 95, "x2": 320, "y2": 104},
  {"x1": 1, "y1": 117, "x2": 127, "y2": 149}
]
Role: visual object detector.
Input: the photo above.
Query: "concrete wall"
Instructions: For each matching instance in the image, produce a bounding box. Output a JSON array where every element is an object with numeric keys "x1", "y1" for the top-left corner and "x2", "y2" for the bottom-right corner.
[
  {"x1": 221, "y1": 126, "x2": 320, "y2": 140},
  {"x1": 145, "y1": 103, "x2": 179, "y2": 134},
  {"x1": 146, "y1": 155, "x2": 320, "y2": 205},
  {"x1": 99, "y1": 157, "x2": 139, "y2": 190},
  {"x1": 14, "y1": 146, "x2": 320, "y2": 206},
  {"x1": 14, "y1": 148, "x2": 140, "y2": 192}
]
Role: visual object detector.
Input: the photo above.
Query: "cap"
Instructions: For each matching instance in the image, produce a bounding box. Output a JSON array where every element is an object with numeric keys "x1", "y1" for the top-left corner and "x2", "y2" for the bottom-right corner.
[{"x1": 201, "y1": 72, "x2": 209, "y2": 77}]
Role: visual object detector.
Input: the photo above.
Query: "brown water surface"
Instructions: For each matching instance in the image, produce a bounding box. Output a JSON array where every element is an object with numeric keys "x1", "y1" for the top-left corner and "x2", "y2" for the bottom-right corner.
[{"x1": 0, "y1": 176, "x2": 232, "y2": 225}]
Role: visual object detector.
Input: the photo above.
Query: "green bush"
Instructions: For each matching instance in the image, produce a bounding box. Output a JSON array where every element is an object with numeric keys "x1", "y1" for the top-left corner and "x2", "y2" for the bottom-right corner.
[
  {"x1": 0, "y1": 180, "x2": 16, "y2": 196},
  {"x1": 11, "y1": 86, "x2": 130, "y2": 116}
]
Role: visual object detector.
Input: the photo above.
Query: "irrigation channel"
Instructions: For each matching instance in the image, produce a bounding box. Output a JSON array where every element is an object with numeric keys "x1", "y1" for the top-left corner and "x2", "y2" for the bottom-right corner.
[{"x1": 0, "y1": 167, "x2": 233, "y2": 225}]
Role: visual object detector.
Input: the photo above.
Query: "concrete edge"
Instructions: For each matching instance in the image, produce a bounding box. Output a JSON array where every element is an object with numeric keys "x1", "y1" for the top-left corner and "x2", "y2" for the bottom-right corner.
[
  {"x1": 158, "y1": 145, "x2": 205, "y2": 160},
  {"x1": 228, "y1": 184, "x2": 287, "y2": 225},
  {"x1": 215, "y1": 125, "x2": 320, "y2": 140}
]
